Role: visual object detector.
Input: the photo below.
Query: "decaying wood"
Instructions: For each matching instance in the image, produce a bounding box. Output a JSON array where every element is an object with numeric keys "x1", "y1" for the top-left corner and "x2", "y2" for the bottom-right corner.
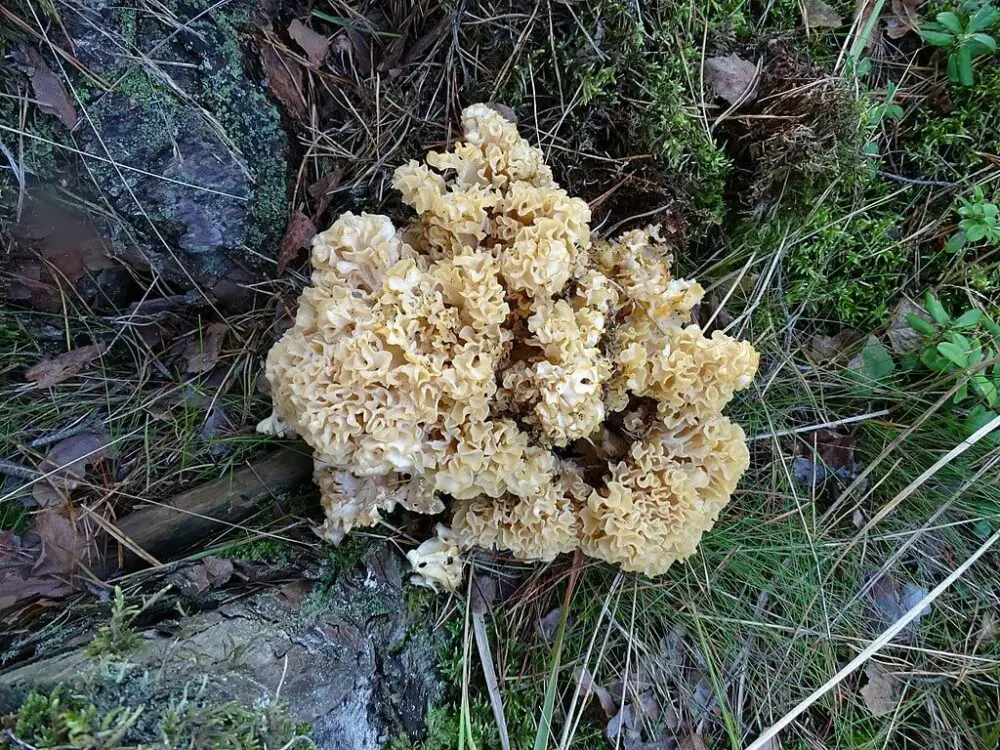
[{"x1": 116, "y1": 446, "x2": 313, "y2": 565}]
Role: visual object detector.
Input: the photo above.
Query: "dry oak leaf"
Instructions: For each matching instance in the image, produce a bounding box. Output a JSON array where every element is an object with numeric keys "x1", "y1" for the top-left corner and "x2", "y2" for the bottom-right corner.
[
  {"x1": 288, "y1": 19, "x2": 329, "y2": 67},
  {"x1": 678, "y1": 733, "x2": 708, "y2": 750},
  {"x1": 277, "y1": 209, "x2": 317, "y2": 274},
  {"x1": 14, "y1": 47, "x2": 78, "y2": 129},
  {"x1": 860, "y1": 664, "x2": 899, "y2": 716},
  {"x1": 260, "y1": 43, "x2": 306, "y2": 121},
  {"x1": 183, "y1": 322, "x2": 230, "y2": 373},
  {"x1": 33, "y1": 429, "x2": 115, "y2": 507},
  {"x1": 25, "y1": 344, "x2": 103, "y2": 388},
  {"x1": 803, "y1": 0, "x2": 843, "y2": 27},
  {"x1": 887, "y1": 0, "x2": 922, "y2": 38},
  {"x1": 705, "y1": 54, "x2": 758, "y2": 104},
  {"x1": 0, "y1": 529, "x2": 75, "y2": 615}
]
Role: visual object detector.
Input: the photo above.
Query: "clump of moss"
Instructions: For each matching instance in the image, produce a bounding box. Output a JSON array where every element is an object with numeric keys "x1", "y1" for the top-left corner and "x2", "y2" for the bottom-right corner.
[
  {"x1": 462, "y1": 0, "x2": 734, "y2": 227},
  {"x1": 3, "y1": 686, "x2": 313, "y2": 750},
  {"x1": 736, "y1": 198, "x2": 917, "y2": 327},
  {"x1": 905, "y1": 64, "x2": 1000, "y2": 180},
  {"x1": 84, "y1": 587, "x2": 142, "y2": 659}
]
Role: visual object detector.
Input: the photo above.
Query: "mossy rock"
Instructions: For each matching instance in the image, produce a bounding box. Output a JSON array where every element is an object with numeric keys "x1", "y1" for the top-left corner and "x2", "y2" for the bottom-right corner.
[
  {"x1": 0, "y1": 545, "x2": 443, "y2": 749},
  {"x1": 41, "y1": 0, "x2": 290, "y2": 288}
]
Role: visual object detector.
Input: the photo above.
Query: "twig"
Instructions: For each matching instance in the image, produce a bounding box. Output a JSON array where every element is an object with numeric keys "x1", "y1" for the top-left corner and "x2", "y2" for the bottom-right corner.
[{"x1": 877, "y1": 171, "x2": 955, "y2": 188}]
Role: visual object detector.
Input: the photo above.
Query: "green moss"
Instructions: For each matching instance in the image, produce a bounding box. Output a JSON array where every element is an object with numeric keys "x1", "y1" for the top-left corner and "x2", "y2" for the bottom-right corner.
[
  {"x1": 177, "y1": 0, "x2": 288, "y2": 250},
  {"x1": 5, "y1": 686, "x2": 313, "y2": 750},
  {"x1": 84, "y1": 587, "x2": 142, "y2": 659},
  {"x1": 906, "y1": 65, "x2": 1000, "y2": 180},
  {"x1": 736, "y1": 199, "x2": 919, "y2": 327},
  {"x1": 464, "y1": 0, "x2": 733, "y2": 226}
]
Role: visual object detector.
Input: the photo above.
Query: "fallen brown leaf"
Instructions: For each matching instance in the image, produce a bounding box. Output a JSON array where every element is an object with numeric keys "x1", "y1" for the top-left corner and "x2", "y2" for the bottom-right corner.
[
  {"x1": 705, "y1": 54, "x2": 758, "y2": 105},
  {"x1": 679, "y1": 732, "x2": 708, "y2": 750},
  {"x1": 25, "y1": 344, "x2": 103, "y2": 388},
  {"x1": 277, "y1": 210, "x2": 317, "y2": 274},
  {"x1": 289, "y1": 19, "x2": 329, "y2": 67},
  {"x1": 308, "y1": 168, "x2": 344, "y2": 220},
  {"x1": 332, "y1": 28, "x2": 373, "y2": 77},
  {"x1": 167, "y1": 556, "x2": 234, "y2": 597},
  {"x1": 14, "y1": 47, "x2": 78, "y2": 129},
  {"x1": 887, "y1": 297, "x2": 930, "y2": 355},
  {"x1": 261, "y1": 43, "x2": 306, "y2": 121},
  {"x1": 574, "y1": 666, "x2": 617, "y2": 719},
  {"x1": 0, "y1": 529, "x2": 75, "y2": 615},
  {"x1": 868, "y1": 572, "x2": 931, "y2": 638},
  {"x1": 803, "y1": 0, "x2": 843, "y2": 27},
  {"x1": 887, "y1": 0, "x2": 922, "y2": 38},
  {"x1": 860, "y1": 664, "x2": 898, "y2": 716},
  {"x1": 183, "y1": 322, "x2": 229, "y2": 373},
  {"x1": 33, "y1": 429, "x2": 114, "y2": 507}
]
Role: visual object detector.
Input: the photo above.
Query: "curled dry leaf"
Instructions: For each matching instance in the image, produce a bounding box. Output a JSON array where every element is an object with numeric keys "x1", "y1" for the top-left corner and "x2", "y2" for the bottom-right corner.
[
  {"x1": 679, "y1": 733, "x2": 708, "y2": 750},
  {"x1": 868, "y1": 572, "x2": 931, "y2": 638},
  {"x1": 0, "y1": 505, "x2": 99, "y2": 615},
  {"x1": 183, "y1": 322, "x2": 229, "y2": 373},
  {"x1": 574, "y1": 666, "x2": 617, "y2": 719},
  {"x1": 887, "y1": 0, "x2": 922, "y2": 38},
  {"x1": 887, "y1": 297, "x2": 931, "y2": 355},
  {"x1": 308, "y1": 168, "x2": 344, "y2": 221},
  {"x1": 705, "y1": 54, "x2": 758, "y2": 105},
  {"x1": 277, "y1": 209, "x2": 317, "y2": 274},
  {"x1": 860, "y1": 664, "x2": 899, "y2": 716},
  {"x1": 288, "y1": 19, "x2": 330, "y2": 67},
  {"x1": 803, "y1": 0, "x2": 843, "y2": 27},
  {"x1": 25, "y1": 344, "x2": 104, "y2": 388},
  {"x1": 166, "y1": 555, "x2": 234, "y2": 597},
  {"x1": 260, "y1": 43, "x2": 306, "y2": 121},
  {"x1": 33, "y1": 429, "x2": 114, "y2": 507},
  {"x1": 14, "y1": 47, "x2": 78, "y2": 129},
  {"x1": 0, "y1": 529, "x2": 74, "y2": 614}
]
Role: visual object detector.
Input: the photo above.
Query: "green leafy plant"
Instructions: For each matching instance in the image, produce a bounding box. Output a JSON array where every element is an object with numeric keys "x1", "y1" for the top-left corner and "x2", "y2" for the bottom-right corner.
[
  {"x1": 85, "y1": 586, "x2": 142, "y2": 658},
  {"x1": 12, "y1": 689, "x2": 144, "y2": 749},
  {"x1": 945, "y1": 186, "x2": 1000, "y2": 251},
  {"x1": 871, "y1": 81, "x2": 905, "y2": 122},
  {"x1": 904, "y1": 292, "x2": 1000, "y2": 439},
  {"x1": 919, "y1": 4, "x2": 999, "y2": 86}
]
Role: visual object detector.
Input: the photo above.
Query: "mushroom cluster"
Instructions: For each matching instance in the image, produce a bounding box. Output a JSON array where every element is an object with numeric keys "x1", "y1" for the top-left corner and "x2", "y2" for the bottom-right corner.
[{"x1": 262, "y1": 104, "x2": 758, "y2": 578}]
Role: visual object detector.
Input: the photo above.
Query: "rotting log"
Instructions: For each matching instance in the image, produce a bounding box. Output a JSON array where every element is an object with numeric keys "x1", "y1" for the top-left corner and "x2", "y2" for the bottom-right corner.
[{"x1": 115, "y1": 445, "x2": 313, "y2": 566}]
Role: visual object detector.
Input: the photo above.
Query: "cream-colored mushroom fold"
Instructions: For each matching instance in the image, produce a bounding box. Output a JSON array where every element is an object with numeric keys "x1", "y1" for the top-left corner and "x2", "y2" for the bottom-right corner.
[{"x1": 264, "y1": 104, "x2": 759, "y2": 577}]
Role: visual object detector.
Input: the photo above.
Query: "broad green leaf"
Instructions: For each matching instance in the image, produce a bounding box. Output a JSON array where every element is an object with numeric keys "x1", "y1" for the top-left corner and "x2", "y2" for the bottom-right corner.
[
  {"x1": 925, "y1": 292, "x2": 950, "y2": 326},
  {"x1": 935, "y1": 11, "x2": 964, "y2": 34},
  {"x1": 967, "y1": 224, "x2": 989, "y2": 242},
  {"x1": 945, "y1": 232, "x2": 968, "y2": 252},
  {"x1": 953, "y1": 308, "x2": 983, "y2": 328},
  {"x1": 970, "y1": 32, "x2": 998, "y2": 51},
  {"x1": 905, "y1": 313, "x2": 938, "y2": 336},
  {"x1": 973, "y1": 376, "x2": 999, "y2": 406},
  {"x1": 955, "y1": 382, "x2": 970, "y2": 402},
  {"x1": 947, "y1": 52, "x2": 960, "y2": 82},
  {"x1": 919, "y1": 28, "x2": 956, "y2": 46},
  {"x1": 938, "y1": 341, "x2": 969, "y2": 367},
  {"x1": 860, "y1": 336, "x2": 895, "y2": 382},
  {"x1": 970, "y1": 6, "x2": 1000, "y2": 32},
  {"x1": 921, "y1": 347, "x2": 949, "y2": 372},
  {"x1": 965, "y1": 409, "x2": 1000, "y2": 444},
  {"x1": 957, "y1": 45, "x2": 974, "y2": 86},
  {"x1": 982, "y1": 315, "x2": 1000, "y2": 340},
  {"x1": 947, "y1": 331, "x2": 972, "y2": 351}
]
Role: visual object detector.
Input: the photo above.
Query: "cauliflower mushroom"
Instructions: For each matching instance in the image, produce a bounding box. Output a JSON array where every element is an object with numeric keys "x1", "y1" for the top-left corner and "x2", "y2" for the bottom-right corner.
[{"x1": 264, "y1": 103, "x2": 759, "y2": 579}]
